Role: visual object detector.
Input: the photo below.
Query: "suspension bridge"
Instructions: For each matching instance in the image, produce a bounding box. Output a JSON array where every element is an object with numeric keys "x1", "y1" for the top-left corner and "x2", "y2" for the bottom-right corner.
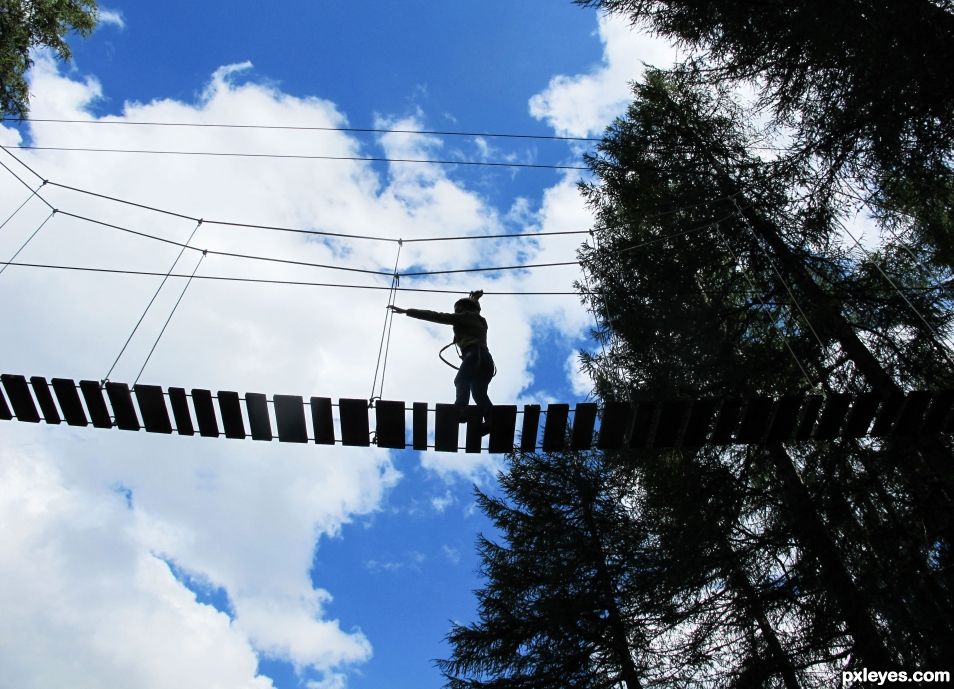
[{"x1": 1, "y1": 373, "x2": 950, "y2": 453}]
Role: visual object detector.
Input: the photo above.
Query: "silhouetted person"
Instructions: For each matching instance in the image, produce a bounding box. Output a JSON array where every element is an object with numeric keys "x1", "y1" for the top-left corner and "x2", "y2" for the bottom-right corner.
[{"x1": 388, "y1": 290, "x2": 494, "y2": 433}]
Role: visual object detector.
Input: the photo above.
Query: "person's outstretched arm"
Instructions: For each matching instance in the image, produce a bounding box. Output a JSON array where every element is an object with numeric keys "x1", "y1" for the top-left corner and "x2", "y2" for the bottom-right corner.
[{"x1": 388, "y1": 305, "x2": 459, "y2": 325}]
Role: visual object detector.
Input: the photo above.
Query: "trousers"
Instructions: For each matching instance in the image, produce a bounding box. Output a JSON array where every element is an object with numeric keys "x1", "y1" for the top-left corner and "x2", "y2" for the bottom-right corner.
[{"x1": 454, "y1": 345, "x2": 494, "y2": 420}]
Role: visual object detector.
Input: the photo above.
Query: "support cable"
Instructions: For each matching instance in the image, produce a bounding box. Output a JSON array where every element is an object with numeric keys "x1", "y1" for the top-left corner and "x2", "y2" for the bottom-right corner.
[
  {"x1": 713, "y1": 220, "x2": 818, "y2": 391},
  {"x1": 580, "y1": 231, "x2": 620, "y2": 396},
  {"x1": 134, "y1": 250, "x2": 207, "y2": 386},
  {"x1": 0, "y1": 208, "x2": 56, "y2": 277},
  {"x1": 835, "y1": 218, "x2": 954, "y2": 369},
  {"x1": 0, "y1": 148, "x2": 750, "y2": 247},
  {"x1": 4, "y1": 116, "x2": 602, "y2": 142},
  {"x1": 0, "y1": 260, "x2": 583, "y2": 294},
  {"x1": 731, "y1": 197, "x2": 830, "y2": 357},
  {"x1": 7, "y1": 144, "x2": 590, "y2": 171},
  {"x1": 103, "y1": 220, "x2": 204, "y2": 383},
  {"x1": 369, "y1": 240, "x2": 403, "y2": 405},
  {"x1": 0, "y1": 181, "x2": 45, "y2": 233}
]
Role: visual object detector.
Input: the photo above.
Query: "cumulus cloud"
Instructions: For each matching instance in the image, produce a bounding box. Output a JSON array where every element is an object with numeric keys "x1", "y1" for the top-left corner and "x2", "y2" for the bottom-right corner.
[
  {"x1": 0, "y1": 15, "x2": 659, "y2": 682},
  {"x1": 97, "y1": 7, "x2": 127, "y2": 30},
  {"x1": 566, "y1": 351, "x2": 594, "y2": 397},
  {"x1": 0, "y1": 444, "x2": 274, "y2": 689},
  {"x1": 0, "y1": 45, "x2": 612, "y2": 688},
  {"x1": 529, "y1": 13, "x2": 677, "y2": 137}
]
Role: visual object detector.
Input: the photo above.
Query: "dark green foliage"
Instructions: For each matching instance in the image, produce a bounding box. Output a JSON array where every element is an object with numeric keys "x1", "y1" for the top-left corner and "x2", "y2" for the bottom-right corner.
[
  {"x1": 0, "y1": 0, "x2": 98, "y2": 118},
  {"x1": 445, "y1": 4, "x2": 954, "y2": 686},
  {"x1": 574, "y1": 1, "x2": 954, "y2": 194},
  {"x1": 439, "y1": 451, "x2": 653, "y2": 689},
  {"x1": 444, "y1": 65, "x2": 953, "y2": 688}
]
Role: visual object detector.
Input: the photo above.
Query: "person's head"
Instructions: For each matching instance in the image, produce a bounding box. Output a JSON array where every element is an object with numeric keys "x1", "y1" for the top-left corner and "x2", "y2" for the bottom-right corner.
[{"x1": 454, "y1": 290, "x2": 483, "y2": 313}]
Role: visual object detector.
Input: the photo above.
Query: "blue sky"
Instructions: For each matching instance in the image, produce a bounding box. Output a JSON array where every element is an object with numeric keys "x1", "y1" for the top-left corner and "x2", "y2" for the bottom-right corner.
[{"x1": 0, "y1": 3, "x2": 675, "y2": 688}]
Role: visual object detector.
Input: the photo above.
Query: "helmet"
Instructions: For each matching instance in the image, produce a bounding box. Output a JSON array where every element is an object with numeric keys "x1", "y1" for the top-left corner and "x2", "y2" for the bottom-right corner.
[{"x1": 454, "y1": 290, "x2": 483, "y2": 312}]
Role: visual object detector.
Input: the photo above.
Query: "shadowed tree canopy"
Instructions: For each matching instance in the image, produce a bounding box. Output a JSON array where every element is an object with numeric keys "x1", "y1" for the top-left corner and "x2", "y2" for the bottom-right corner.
[
  {"x1": 442, "y1": 66, "x2": 953, "y2": 688},
  {"x1": 575, "y1": 0, "x2": 954, "y2": 268},
  {"x1": 0, "y1": 0, "x2": 98, "y2": 118}
]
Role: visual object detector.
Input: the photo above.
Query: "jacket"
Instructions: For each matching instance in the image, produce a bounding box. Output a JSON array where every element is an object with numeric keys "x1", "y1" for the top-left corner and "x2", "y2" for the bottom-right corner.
[{"x1": 406, "y1": 309, "x2": 488, "y2": 350}]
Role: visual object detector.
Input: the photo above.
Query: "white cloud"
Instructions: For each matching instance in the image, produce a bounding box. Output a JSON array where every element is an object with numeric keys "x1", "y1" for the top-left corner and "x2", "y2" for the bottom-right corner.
[
  {"x1": 431, "y1": 489, "x2": 456, "y2": 513},
  {"x1": 0, "y1": 29, "x2": 649, "y2": 684},
  {"x1": 566, "y1": 351, "x2": 594, "y2": 397},
  {"x1": 97, "y1": 7, "x2": 126, "y2": 30},
  {"x1": 442, "y1": 545, "x2": 461, "y2": 565},
  {"x1": 0, "y1": 444, "x2": 273, "y2": 689},
  {"x1": 528, "y1": 13, "x2": 677, "y2": 137}
]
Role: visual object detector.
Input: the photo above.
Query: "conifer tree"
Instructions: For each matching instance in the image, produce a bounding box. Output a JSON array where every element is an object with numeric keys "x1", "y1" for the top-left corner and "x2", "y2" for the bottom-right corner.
[
  {"x1": 444, "y1": 67, "x2": 953, "y2": 688},
  {"x1": 578, "y1": 68, "x2": 954, "y2": 671},
  {"x1": 575, "y1": 0, "x2": 954, "y2": 270}
]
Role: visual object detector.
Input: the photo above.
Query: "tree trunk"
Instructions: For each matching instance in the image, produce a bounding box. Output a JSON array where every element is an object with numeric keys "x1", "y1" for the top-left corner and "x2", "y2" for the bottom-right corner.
[
  {"x1": 721, "y1": 541, "x2": 803, "y2": 689},
  {"x1": 767, "y1": 444, "x2": 894, "y2": 668}
]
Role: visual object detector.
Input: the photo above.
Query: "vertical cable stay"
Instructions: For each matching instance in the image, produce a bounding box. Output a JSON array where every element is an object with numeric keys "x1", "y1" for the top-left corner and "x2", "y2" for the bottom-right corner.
[
  {"x1": 104, "y1": 219, "x2": 204, "y2": 383},
  {"x1": 0, "y1": 208, "x2": 56, "y2": 278},
  {"x1": 731, "y1": 197, "x2": 829, "y2": 357},
  {"x1": 714, "y1": 220, "x2": 818, "y2": 391},
  {"x1": 134, "y1": 250, "x2": 207, "y2": 386},
  {"x1": 369, "y1": 240, "x2": 403, "y2": 405},
  {"x1": 0, "y1": 154, "x2": 50, "y2": 204},
  {"x1": 0, "y1": 180, "x2": 45, "y2": 234},
  {"x1": 836, "y1": 218, "x2": 954, "y2": 369},
  {"x1": 580, "y1": 231, "x2": 616, "y2": 397}
]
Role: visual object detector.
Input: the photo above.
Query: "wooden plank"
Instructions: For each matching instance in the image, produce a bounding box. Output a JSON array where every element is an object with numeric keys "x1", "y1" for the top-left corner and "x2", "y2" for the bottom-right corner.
[
  {"x1": 1, "y1": 374, "x2": 40, "y2": 423},
  {"x1": 736, "y1": 397, "x2": 772, "y2": 444},
  {"x1": 764, "y1": 395, "x2": 804, "y2": 443},
  {"x1": 682, "y1": 398, "x2": 718, "y2": 447},
  {"x1": 842, "y1": 392, "x2": 882, "y2": 439},
  {"x1": 891, "y1": 390, "x2": 933, "y2": 436},
  {"x1": 375, "y1": 400, "x2": 405, "y2": 449},
  {"x1": 571, "y1": 403, "x2": 598, "y2": 451},
  {"x1": 597, "y1": 401, "x2": 631, "y2": 450},
  {"x1": 311, "y1": 397, "x2": 335, "y2": 445},
  {"x1": 106, "y1": 382, "x2": 140, "y2": 431},
  {"x1": 813, "y1": 393, "x2": 852, "y2": 440},
  {"x1": 80, "y1": 380, "x2": 113, "y2": 428},
  {"x1": 488, "y1": 405, "x2": 517, "y2": 454},
  {"x1": 52, "y1": 378, "x2": 87, "y2": 427},
  {"x1": 30, "y1": 377, "x2": 61, "y2": 424},
  {"x1": 628, "y1": 401, "x2": 658, "y2": 448},
  {"x1": 218, "y1": 391, "x2": 245, "y2": 439},
  {"x1": 541, "y1": 404, "x2": 569, "y2": 452},
  {"x1": 922, "y1": 390, "x2": 954, "y2": 434},
  {"x1": 339, "y1": 398, "x2": 370, "y2": 447},
  {"x1": 435, "y1": 403, "x2": 458, "y2": 452},
  {"x1": 412, "y1": 402, "x2": 428, "y2": 450},
  {"x1": 246, "y1": 393, "x2": 272, "y2": 441},
  {"x1": 168, "y1": 387, "x2": 194, "y2": 436},
  {"x1": 465, "y1": 406, "x2": 483, "y2": 453},
  {"x1": 653, "y1": 399, "x2": 688, "y2": 448},
  {"x1": 274, "y1": 395, "x2": 307, "y2": 443},
  {"x1": 869, "y1": 392, "x2": 905, "y2": 437},
  {"x1": 794, "y1": 395, "x2": 824, "y2": 441},
  {"x1": 710, "y1": 399, "x2": 743, "y2": 445},
  {"x1": 520, "y1": 404, "x2": 541, "y2": 452},
  {"x1": 191, "y1": 389, "x2": 219, "y2": 437},
  {"x1": 0, "y1": 385, "x2": 11, "y2": 420},
  {"x1": 134, "y1": 384, "x2": 172, "y2": 434}
]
